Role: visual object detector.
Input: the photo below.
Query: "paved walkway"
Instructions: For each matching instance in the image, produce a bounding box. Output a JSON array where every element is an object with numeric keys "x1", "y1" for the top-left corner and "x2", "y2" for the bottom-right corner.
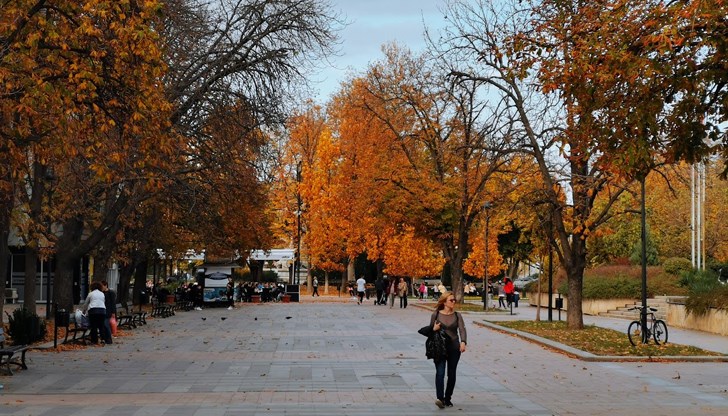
[{"x1": 1, "y1": 297, "x2": 726, "y2": 415}]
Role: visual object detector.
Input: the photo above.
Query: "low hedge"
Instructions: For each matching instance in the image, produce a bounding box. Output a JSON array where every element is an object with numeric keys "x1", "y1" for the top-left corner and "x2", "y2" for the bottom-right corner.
[{"x1": 547, "y1": 265, "x2": 686, "y2": 299}]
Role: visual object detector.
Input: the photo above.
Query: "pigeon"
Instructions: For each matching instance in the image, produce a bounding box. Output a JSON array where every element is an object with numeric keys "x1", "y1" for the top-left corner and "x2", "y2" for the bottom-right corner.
[
  {"x1": 254, "y1": 317, "x2": 257, "y2": 320},
  {"x1": 221, "y1": 317, "x2": 227, "y2": 321},
  {"x1": 285, "y1": 316, "x2": 292, "y2": 319},
  {"x1": 201, "y1": 317, "x2": 206, "y2": 321}
]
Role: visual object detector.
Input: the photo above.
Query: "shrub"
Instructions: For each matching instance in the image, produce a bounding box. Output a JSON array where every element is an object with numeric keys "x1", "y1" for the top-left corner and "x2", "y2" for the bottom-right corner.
[
  {"x1": 558, "y1": 277, "x2": 640, "y2": 300},
  {"x1": 663, "y1": 257, "x2": 692, "y2": 276},
  {"x1": 554, "y1": 265, "x2": 685, "y2": 299},
  {"x1": 683, "y1": 269, "x2": 728, "y2": 315},
  {"x1": 6, "y1": 308, "x2": 47, "y2": 345}
]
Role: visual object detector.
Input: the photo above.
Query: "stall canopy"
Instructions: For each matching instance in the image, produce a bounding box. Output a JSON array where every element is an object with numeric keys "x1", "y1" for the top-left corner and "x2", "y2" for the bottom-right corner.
[{"x1": 249, "y1": 249, "x2": 295, "y2": 262}]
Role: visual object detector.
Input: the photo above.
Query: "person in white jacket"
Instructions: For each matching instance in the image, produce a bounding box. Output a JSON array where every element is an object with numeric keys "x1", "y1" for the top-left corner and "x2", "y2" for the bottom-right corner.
[{"x1": 83, "y1": 281, "x2": 107, "y2": 345}]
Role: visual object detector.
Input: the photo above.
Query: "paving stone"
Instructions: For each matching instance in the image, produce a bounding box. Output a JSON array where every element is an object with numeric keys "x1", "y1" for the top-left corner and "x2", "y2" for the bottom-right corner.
[{"x1": 0, "y1": 301, "x2": 726, "y2": 415}]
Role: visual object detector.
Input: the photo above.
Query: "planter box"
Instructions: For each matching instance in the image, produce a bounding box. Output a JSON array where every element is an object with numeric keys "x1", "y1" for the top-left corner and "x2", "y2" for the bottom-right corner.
[
  {"x1": 667, "y1": 302, "x2": 728, "y2": 336},
  {"x1": 281, "y1": 295, "x2": 291, "y2": 303},
  {"x1": 527, "y1": 294, "x2": 638, "y2": 316},
  {"x1": 251, "y1": 295, "x2": 261, "y2": 303}
]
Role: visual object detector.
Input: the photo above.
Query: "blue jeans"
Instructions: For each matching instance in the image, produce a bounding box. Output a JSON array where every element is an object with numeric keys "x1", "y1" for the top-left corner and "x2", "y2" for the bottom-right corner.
[{"x1": 434, "y1": 347, "x2": 461, "y2": 400}]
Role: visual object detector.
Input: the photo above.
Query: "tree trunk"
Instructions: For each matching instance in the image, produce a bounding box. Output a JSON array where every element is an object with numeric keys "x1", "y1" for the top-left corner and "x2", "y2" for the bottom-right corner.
[
  {"x1": 118, "y1": 261, "x2": 135, "y2": 306},
  {"x1": 53, "y1": 217, "x2": 85, "y2": 312},
  {"x1": 508, "y1": 259, "x2": 520, "y2": 280},
  {"x1": 23, "y1": 245, "x2": 38, "y2": 314},
  {"x1": 133, "y1": 258, "x2": 148, "y2": 308},
  {"x1": 92, "y1": 247, "x2": 112, "y2": 282},
  {"x1": 563, "y1": 237, "x2": 586, "y2": 329},
  {"x1": 347, "y1": 258, "x2": 355, "y2": 282},
  {"x1": 53, "y1": 254, "x2": 77, "y2": 312},
  {"x1": 0, "y1": 199, "x2": 11, "y2": 326},
  {"x1": 324, "y1": 270, "x2": 329, "y2": 294},
  {"x1": 449, "y1": 259, "x2": 464, "y2": 302}
]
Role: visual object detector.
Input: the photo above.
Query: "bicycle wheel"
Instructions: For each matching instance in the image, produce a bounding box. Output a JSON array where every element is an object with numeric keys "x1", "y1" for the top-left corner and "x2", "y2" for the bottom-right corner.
[
  {"x1": 652, "y1": 320, "x2": 668, "y2": 344},
  {"x1": 627, "y1": 321, "x2": 643, "y2": 346}
]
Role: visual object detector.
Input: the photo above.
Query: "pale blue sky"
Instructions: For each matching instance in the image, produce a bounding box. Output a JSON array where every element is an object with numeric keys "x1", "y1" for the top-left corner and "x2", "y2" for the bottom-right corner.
[{"x1": 310, "y1": 0, "x2": 447, "y2": 102}]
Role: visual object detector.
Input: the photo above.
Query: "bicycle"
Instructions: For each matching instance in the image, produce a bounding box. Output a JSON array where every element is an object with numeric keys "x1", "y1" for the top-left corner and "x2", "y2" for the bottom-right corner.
[{"x1": 627, "y1": 305, "x2": 669, "y2": 346}]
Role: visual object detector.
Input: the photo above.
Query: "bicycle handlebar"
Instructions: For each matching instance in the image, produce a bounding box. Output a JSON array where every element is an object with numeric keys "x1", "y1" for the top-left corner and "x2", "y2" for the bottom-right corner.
[{"x1": 628, "y1": 306, "x2": 657, "y2": 312}]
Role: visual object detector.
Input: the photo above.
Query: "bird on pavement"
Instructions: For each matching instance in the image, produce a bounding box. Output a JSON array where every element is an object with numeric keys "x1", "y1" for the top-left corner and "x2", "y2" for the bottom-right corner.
[
  {"x1": 201, "y1": 317, "x2": 206, "y2": 321},
  {"x1": 221, "y1": 317, "x2": 227, "y2": 321}
]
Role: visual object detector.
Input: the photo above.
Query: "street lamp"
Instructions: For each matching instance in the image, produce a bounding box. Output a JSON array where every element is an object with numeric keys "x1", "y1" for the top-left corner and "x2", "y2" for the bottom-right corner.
[
  {"x1": 295, "y1": 161, "x2": 302, "y2": 286},
  {"x1": 482, "y1": 202, "x2": 492, "y2": 310},
  {"x1": 548, "y1": 208, "x2": 554, "y2": 322}
]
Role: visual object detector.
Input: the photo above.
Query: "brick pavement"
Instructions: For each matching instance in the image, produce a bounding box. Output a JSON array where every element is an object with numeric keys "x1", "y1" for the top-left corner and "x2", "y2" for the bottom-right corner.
[{"x1": 0, "y1": 298, "x2": 726, "y2": 415}]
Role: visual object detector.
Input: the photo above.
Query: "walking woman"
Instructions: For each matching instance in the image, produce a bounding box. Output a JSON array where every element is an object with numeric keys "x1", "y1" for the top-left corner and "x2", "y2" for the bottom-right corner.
[{"x1": 429, "y1": 292, "x2": 467, "y2": 408}]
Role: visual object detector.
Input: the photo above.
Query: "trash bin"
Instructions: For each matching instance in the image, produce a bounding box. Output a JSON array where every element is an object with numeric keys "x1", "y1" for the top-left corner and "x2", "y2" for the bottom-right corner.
[
  {"x1": 140, "y1": 290, "x2": 149, "y2": 305},
  {"x1": 55, "y1": 308, "x2": 70, "y2": 327}
]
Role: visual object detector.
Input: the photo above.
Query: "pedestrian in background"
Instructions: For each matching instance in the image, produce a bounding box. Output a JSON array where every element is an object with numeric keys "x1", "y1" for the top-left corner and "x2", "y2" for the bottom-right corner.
[
  {"x1": 356, "y1": 275, "x2": 366, "y2": 305},
  {"x1": 101, "y1": 281, "x2": 116, "y2": 344},
  {"x1": 82, "y1": 281, "x2": 107, "y2": 345},
  {"x1": 496, "y1": 281, "x2": 506, "y2": 308},
  {"x1": 398, "y1": 277, "x2": 408, "y2": 308},
  {"x1": 504, "y1": 277, "x2": 515, "y2": 308},
  {"x1": 388, "y1": 277, "x2": 397, "y2": 308},
  {"x1": 312, "y1": 277, "x2": 320, "y2": 297}
]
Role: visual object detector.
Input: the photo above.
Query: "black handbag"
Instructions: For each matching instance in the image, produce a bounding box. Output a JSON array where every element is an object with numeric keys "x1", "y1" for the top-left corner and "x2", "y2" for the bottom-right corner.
[{"x1": 420, "y1": 311, "x2": 449, "y2": 361}]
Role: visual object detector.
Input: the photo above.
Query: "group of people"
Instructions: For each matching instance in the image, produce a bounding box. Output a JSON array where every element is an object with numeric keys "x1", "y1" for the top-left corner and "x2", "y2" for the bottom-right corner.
[
  {"x1": 234, "y1": 281, "x2": 286, "y2": 303},
  {"x1": 81, "y1": 280, "x2": 117, "y2": 345},
  {"x1": 358, "y1": 275, "x2": 411, "y2": 308}
]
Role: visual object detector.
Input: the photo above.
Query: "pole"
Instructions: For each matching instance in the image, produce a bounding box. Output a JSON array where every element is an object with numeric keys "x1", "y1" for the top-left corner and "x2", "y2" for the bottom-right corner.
[
  {"x1": 548, "y1": 209, "x2": 553, "y2": 322},
  {"x1": 691, "y1": 164, "x2": 695, "y2": 268},
  {"x1": 295, "y1": 161, "x2": 302, "y2": 286},
  {"x1": 640, "y1": 175, "x2": 648, "y2": 343},
  {"x1": 482, "y1": 202, "x2": 492, "y2": 310},
  {"x1": 44, "y1": 258, "x2": 51, "y2": 320},
  {"x1": 701, "y1": 162, "x2": 706, "y2": 271}
]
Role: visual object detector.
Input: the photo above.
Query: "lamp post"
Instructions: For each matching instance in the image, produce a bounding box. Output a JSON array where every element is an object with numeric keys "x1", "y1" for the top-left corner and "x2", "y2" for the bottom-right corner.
[
  {"x1": 482, "y1": 202, "x2": 492, "y2": 310},
  {"x1": 548, "y1": 208, "x2": 553, "y2": 322},
  {"x1": 639, "y1": 174, "x2": 648, "y2": 343},
  {"x1": 295, "y1": 161, "x2": 302, "y2": 286}
]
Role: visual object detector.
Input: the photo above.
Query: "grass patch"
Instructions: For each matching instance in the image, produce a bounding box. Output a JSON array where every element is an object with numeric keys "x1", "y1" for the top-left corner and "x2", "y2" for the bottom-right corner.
[{"x1": 494, "y1": 320, "x2": 723, "y2": 357}]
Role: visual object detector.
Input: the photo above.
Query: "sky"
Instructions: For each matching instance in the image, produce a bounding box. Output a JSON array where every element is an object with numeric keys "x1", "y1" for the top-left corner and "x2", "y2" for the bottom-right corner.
[{"x1": 309, "y1": 0, "x2": 448, "y2": 103}]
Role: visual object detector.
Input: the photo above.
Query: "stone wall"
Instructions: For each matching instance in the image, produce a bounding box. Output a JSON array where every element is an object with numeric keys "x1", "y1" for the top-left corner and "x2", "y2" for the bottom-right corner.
[
  {"x1": 666, "y1": 302, "x2": 728, "y2": 336},
  {"x1": 527, "y1": 294, "x2": 635, "y2": 315}
]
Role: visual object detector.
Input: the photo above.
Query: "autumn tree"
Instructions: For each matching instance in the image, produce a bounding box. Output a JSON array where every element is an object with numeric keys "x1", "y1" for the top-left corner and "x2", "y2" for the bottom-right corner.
[
  {"x1": 0, "y1": 1, "x2": 175, "y2": 315},
  {"x1": 150, "y1": 0, "x2": 342, "y2": 272},
  {"x1": 438, "y1": 0, "x2": 633, "y2": 327},
  {"x1": 440, "y1": 0, "x2": 726, "y2": 327},
  {"x1": 333, "y1": 45, "x2": 522, "y2": 302}
]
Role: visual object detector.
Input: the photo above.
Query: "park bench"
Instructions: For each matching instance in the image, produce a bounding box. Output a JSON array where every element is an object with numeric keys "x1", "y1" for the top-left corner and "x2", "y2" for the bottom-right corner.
[
  {"x1": 132, "y1": 310, "x2": 147, "y2": 326},
  {"x1": 0, "y1": 344, "x2": 30, "y2": 375},
  {"x1": 151, "y1": 304, "x2": 174, "y2": 318},
  {"x1": 63, "y1": 314, "x2": 89, "y2": 345},
  {"x1": 176, "y1": 300, "x2": 193, "y2": 311},
  {"x1": 115, "y1": 303, "x2": 135, "y2": 330},
  {"x1": 0, "y1": 328, "x2": 30, "y2": 375}
]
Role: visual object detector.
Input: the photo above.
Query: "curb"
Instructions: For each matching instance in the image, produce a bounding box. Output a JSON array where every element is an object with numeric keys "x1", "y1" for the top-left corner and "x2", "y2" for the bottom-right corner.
[{"x1": 474, "y1": 320, "x2": 728, "y2": 363}]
